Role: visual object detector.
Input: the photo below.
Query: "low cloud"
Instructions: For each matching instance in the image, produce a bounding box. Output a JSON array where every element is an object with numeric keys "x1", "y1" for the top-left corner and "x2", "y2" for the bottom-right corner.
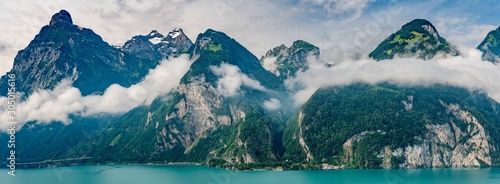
[
  {"x1": 299, "y1": 0, "x2": 376, "y2": 18},
  {"x1": 210, "y1": 63, "x2": 267, "y2": 97},
  {"x1": 261, "y1": 57, "x2": 278, "y2": 73},
  {"x1": 263, "y1": 98, "x2": 282, "y2": 111},
  {"x1": 288, "y1": 48, "x2": 500, "y2": 105},
  {"x1": 0, "y1": 55, "x2": 192, "y2": 131}
]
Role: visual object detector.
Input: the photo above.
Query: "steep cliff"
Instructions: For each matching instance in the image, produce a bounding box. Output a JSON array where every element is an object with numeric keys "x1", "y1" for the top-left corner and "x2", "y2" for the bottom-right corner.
[{"x1": 283, "y1": 84, "x2": 500, "y2": 168}]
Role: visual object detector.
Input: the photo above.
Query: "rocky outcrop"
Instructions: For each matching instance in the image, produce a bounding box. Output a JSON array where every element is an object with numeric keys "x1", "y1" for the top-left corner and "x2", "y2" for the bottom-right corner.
[
  {"x1": 297, "y1": 111, "x2": 314, "y2": 162},
  {"x1": 49, "y1": 10, "x2": 73, "y2": 26},
  {"x1": 374, "y1": 100, "x2": 492, "y2": 168}
]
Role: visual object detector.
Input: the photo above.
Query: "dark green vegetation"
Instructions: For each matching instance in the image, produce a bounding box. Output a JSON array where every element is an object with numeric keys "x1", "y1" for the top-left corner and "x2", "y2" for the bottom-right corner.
[
  {"x1": 283, "y1": 83, "x2": 500, "y2": 168},
  {"x1": 0, "y1": 116, "x2": 115, "y2": 165},
  {"x1": 477, "y1": 26, "x2": 500, "y2": 63},
  {"x1": 369, "y1": 19, "x2": 460, "y2": 60}
]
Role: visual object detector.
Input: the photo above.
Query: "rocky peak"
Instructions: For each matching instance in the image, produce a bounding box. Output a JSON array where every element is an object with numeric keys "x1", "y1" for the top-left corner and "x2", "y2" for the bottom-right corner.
[
  {"x1": 477, "y1": 26, "x2": 500, "y2": 63},
  {"x1": 260, "y1": 40, "x2": 320, "y2": 80},
  {"x1": 148, "y1": 30, "x2": 164, "y2": 38},
  {"x1": 49, "y1": 10, "x2": 73, "y2": 26},
  {"x1": 121, "y1": 28, "x2": 193, "y2": 60},
  {"x1": 182, "y1": 29, "x2": 282, "y2": 90},
  {"x1": 167, "y1": 28, "x2": 184, "y2": 38},
  {"x1": 369, "y1": 19, "x2": 460, "y2": 61},
  {"x1": 403, "y1": 19, "x2": 439, "y2": 38}
]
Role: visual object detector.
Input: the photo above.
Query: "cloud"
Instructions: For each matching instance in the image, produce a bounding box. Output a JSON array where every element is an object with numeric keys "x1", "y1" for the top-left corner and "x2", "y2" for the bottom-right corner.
[
  {"x1": 288, "y1": 48, "x2": 500, "y2": 105},
  {"x1": 435, "y1": 17, "x2": 497, "y2": 49},
  {"x1": 261, "y1": 56, "x2": 278, "y2": 73},
  {"x1": 210, "y1": 63, "x2": 267, "y2": 97},
  {"x1": 263, "y1": 98, "x2": 282, "y2": 111},
  {"x1": 299, "y1": 0, "x2": 376, "y2": 17},
  {"x1": 0, "y1": 55, "x2": 192, "y2": 131}
]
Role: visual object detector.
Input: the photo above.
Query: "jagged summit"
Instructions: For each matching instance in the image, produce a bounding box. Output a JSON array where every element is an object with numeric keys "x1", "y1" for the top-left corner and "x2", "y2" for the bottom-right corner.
[
  {"x1": 167, "y1": 28, "x2": 184, "y2": 38},
  {"x1": 260, "y1": 40, "x2": 319, "y2": 80},
  {"x1": 121, "y1": 28, "x2": 193, "y2": 60},
  {"x1": 369, "y1": 19, "x2": 460, "y2": 61},
  {"x1": 49, "y1": 10, "x2": 73, "y2": 26},
  {"x1": 148, "y1": 30, "x2": 164, "y2": 37}
]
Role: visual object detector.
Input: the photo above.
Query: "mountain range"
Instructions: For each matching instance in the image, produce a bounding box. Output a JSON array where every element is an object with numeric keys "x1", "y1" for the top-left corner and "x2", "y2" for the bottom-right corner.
[{"x1": 1, "y1": 10, "x2": 500, "y2": 170}]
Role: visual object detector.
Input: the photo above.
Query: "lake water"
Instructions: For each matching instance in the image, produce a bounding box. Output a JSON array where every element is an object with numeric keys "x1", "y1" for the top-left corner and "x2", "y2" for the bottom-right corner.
[{"x1": 1, "y1": 165, "x2": 500, "y2": 184}]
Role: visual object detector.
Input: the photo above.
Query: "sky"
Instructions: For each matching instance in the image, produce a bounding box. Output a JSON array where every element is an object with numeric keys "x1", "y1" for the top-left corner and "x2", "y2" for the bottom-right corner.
[{"x1": 0, "y1": 0, "x2": 499, "y2": 75}]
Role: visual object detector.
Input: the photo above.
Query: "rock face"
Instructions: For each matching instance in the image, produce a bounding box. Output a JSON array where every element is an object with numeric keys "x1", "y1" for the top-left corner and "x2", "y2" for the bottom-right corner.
[
  {"x1": 160, "y1": 29, "x2": 284, "y2": 163},
  {"x1": 284, "y1": 84, "x2": 500, "y2": 168},
  {"x1": 121, "y1": 28, "x2": 193, "y2": 61},
  {"x1": 400, "y1": 101, "x2": 491, "y2": 168},
  {"x1": 477, "y1": 26, "x2": 500, "y2": 63},
  {"x1": 369, "y1": 19, "x2": 460, "y2": 61},
  {"x1": 260, "y1": 40, "x2": 319, "y2": 80},
  {"x1": 0, "y1": 10, "x2": 158, "y2": 96}
]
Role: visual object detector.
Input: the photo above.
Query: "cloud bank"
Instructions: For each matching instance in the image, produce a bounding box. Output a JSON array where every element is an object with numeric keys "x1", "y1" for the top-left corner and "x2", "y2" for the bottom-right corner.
[
  {"x1": 288, "y1": 48, "x2": 500, "y2": 105},
  {"x1": 210, "y1": 63, "x2": 267, "y2": 97},
  {"x1": 0, "y1": 55, "x2": 192, "y2": 131}
]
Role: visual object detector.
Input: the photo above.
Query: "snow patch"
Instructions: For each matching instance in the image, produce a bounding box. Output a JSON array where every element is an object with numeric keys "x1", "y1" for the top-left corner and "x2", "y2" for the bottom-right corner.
[
  {"x1": 169, "y1": 31, "x2": 181, "y2": 38},
  {"x1": 149, "y1": 37, "x2": 163, "y2": 44}
]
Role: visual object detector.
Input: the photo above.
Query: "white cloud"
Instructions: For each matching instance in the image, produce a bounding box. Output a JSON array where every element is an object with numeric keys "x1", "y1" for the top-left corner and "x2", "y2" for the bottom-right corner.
[
  {"x1": 288, "y1": 49, "x2": 500, "y2": 105},
  {"x1": 0, "y1": 55, "x2": 192, "y2": 131},
  {"x1": 210, "y1": 63, "x2": 267, "y2": 97},
  {"x1": 261, "y1": 56, "x2": 278, "y2": 74},
  {"x1": 263, "y1": 98, "x2": 282, "y2": 111},
  {"x1": 435, "y1": 17, "x2": 497, "y2": 49},
  {"x1": 299, "y1": 0, "x2": 375, "y2": 14}
]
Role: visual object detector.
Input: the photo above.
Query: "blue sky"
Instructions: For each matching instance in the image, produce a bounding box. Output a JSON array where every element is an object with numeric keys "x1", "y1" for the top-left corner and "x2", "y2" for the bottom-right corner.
[{"x1": 0, "y1": 0, "x2": 499, "y2": 75}]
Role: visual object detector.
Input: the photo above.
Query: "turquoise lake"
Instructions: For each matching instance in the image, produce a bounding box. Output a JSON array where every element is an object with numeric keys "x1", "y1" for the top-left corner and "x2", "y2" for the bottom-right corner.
[{"x1": 1, "y1": 165, "x2": 500, "y2": 184}]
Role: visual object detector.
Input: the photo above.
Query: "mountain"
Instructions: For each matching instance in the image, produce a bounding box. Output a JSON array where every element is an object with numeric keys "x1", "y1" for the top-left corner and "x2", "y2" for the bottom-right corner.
[
  {"x1": 260, "y1": 40, "x2": 320, "y2": 80},
  {"x1": 369, "y1": 19, "x2": 460, "y2": 61},
  {"x1": 477, "y1": 26, "x2": 500, "y2": 63},
  {"x1": 64, "y1": 29, "x2": 288, "y2": 167},
  {"x1": 121, "y1": 28, "x2": 193, "y2": 61},
  {"x1": 0, "y1": 10, "x2": 159, "y2": 96},
  {"x1": 283, "y1": 83, "x2": 500, "y2": 168},
  {"x1": 0, "y1": 10, "x2": 158, "y2": 166}
]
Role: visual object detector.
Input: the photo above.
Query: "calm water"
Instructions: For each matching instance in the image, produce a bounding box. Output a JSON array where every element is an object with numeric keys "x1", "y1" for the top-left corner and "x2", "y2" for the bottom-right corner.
[{"x1": 1, "y1": 165, "x2": 500, "y2": 184}]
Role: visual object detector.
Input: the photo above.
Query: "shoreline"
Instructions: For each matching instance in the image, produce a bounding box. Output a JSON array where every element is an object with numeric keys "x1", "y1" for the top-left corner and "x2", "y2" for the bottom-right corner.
[{"x1": 4, "y1": 160, "x2": 498, "y2": 171}]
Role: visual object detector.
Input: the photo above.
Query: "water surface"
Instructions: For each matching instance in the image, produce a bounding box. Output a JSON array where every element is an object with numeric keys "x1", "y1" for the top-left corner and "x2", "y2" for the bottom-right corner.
[{"x1": 1, "y1": 165, "x2": 499, "y2": 184}]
